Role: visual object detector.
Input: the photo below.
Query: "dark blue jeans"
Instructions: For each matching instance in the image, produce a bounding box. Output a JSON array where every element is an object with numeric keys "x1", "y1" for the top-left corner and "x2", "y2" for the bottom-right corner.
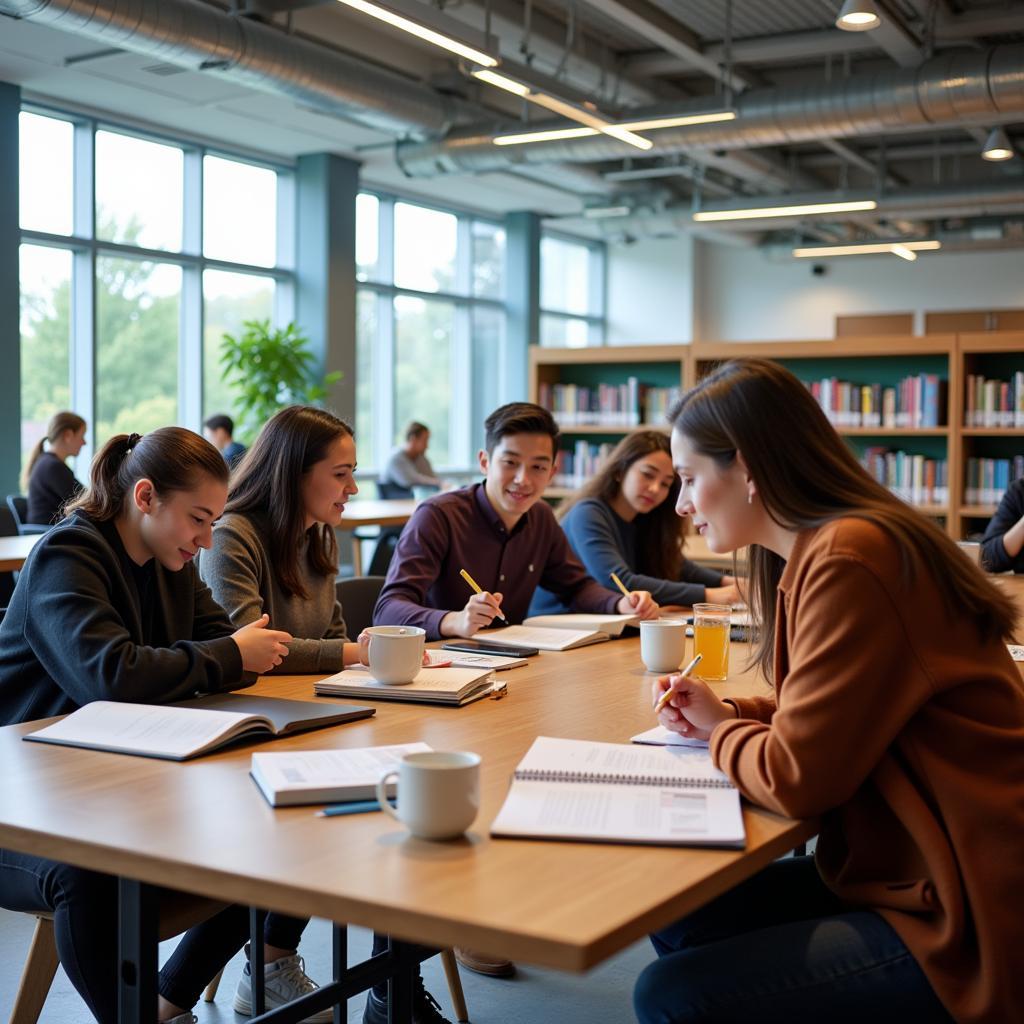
[{"x1": 634, "y1": 856, "x2": 954, "y2": 1024}]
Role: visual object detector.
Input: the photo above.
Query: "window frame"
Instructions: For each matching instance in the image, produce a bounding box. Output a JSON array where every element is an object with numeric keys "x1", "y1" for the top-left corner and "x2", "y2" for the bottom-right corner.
[{"x1": 539, "y1": 229, "x2": 607, "y2": 348}]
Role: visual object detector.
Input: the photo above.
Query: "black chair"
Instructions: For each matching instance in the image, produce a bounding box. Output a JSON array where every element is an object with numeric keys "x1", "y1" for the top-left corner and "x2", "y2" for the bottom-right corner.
[
  {"x1": 0, "y1": 506, "x2": 18, "y2": 607},
  {"x1": 6, "y1": 495, "x2": 51, "y2": 536},
  {"x1": 335, "y1": 576, "x2": 387, "y2": 637},
  {"x1": 378, "y1": 480, "x2": 414, "y2": 501}
]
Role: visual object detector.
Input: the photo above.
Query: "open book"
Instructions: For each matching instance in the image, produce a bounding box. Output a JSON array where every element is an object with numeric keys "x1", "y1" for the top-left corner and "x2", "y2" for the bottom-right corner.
[
  {"x1": 491, "y1": 736, "x2": 745, "y2": 848},
  {"x1": 522, "y1": 612, "x2": 639, "y2": 636},
  {"x1": 471, "y1": 624, "x2": 611, "y2": 652},
  {"x1": 251, "y1": 742, "x2": 431, "y2": 807},
  {"x1": 24, "y1": 696, "x2": 375, "y2": 762},
  {"x1": 314, "y1": 664, "x2": 497, "y2": 706}
]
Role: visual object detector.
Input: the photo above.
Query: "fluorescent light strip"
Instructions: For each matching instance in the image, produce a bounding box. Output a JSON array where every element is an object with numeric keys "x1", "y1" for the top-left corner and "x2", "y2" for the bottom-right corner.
[
  {"x1": 890, "y1": 244, "x2": 917, "y2": 262},
  {"x1": 472, "y1": 69, "x2": 530, "y2": 96},
  {"x1": 615, "y1": 110, "x2": 736, "y2": 131},
  {"x1": 494, "y1": 126, "x2": 598, "y2": 145},
  {"x1": 336, "y1": 0, "x2": 498, "y2": 67},
  {"x1": 792, "y1": 240, "x2": 941, "y2": 257},
  {"x1": 492, "y1": 109, "x2": 734, "y2": 147},
  {"x1": 694, "y1": 199, "x2": 878, "y2": 222}
]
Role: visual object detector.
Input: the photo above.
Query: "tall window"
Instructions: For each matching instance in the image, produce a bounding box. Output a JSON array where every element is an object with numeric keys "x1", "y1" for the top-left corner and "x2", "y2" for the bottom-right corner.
[
  {"x1": 17, "y1": 108, "x2": 293, "y2": 472},
  {"x1": 355, "y1": 193, "x2": 506, "y2": 472},
  {"x1": 540, "y1": 234, "x2": 605, "y2": 347}
]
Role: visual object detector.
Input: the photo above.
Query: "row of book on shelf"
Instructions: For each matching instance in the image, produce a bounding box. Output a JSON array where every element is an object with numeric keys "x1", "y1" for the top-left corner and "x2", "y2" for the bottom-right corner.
[
  {"x1": 861, "y1": 448, "x2": 949, "y2": 506},
  {"x1": 964, "y1": 457, "x2": 1024, "y2": 506},
  {"x1": 538, "y1": 379, "x2": 682, "y2": 428},
  {"x1": 553, "y1": 441, "x2": 615, "y2": 488},
  {"x1": 964, "y1": 373, "x2": 1024, "y2": 427},
  {"x1": 803, "y1": 375, "x2": 946, "y2": 429}
]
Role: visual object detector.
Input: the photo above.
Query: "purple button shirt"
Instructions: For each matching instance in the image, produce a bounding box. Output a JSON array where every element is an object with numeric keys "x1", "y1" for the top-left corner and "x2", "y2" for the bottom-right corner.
[{"x1": 373, "y1": 483, "x2": 620, "y2": 639}]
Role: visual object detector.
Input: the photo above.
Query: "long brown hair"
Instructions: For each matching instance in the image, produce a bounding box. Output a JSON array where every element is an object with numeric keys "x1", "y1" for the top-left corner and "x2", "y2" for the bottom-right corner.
[
  {"x1": 669, "y1": 358, "x2": 1017, "y2": 680},
  {"x1": 225, "y1": 405, "x2": 353, "y2": 599},
  {"x1": 557, "y1": 429, "x2": 685, "y2": 580},
  {"x1": 23, "y1": 411, "x2": 86, "y2": 490},
  {"x1": 65, "y1": 428, "x2": 228, "y2": 522}
]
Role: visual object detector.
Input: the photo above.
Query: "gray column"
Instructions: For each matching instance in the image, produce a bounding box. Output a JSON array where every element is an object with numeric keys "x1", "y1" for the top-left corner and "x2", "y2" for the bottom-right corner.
[
  {"x1": 504, "y1": 211, "x2": 541, "y2": 402},
  {"x1": 0, "y1": 83, "x2": 21, "y2": 496},
  {"x1": 295, "y1": 153, "x2": 359, "y2": 421}
]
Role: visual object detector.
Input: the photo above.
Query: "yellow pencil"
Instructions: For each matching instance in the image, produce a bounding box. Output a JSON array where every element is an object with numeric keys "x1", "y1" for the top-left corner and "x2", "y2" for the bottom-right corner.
[
  {"x1": 459, "y1": 568, "x2": 508, "y2": 623},
  {"x1": 610, "y1": 572, "x2": 630, "y2": 598},
  {"x1": 653, "y1": 654, "x2": 703, "y2": 714}
]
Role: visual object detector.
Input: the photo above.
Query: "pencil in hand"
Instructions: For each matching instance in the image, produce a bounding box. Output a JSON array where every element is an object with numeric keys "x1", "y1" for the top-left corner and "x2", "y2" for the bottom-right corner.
[
  {"x1": 610, "y1": 572, "x2": 631, "y2": 599},
  {"x1": 459, "y1": 568, "x2": 508, "y2": 624},
  {"x1": 654, "y1": 654, "x2": 703, "y2": 715}
]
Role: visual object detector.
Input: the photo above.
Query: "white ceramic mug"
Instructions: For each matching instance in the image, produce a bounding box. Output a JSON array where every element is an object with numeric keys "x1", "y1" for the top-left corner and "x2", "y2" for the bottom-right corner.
[
  {"x1": 365, "y1": 625, "x2": 425, "y2": 684},
  {"x1": 639, "y1": 619, "x2": 688, "y2": 674},
  {"x1": 376, "y1": 750, "x2": 481, "y2": 840}
]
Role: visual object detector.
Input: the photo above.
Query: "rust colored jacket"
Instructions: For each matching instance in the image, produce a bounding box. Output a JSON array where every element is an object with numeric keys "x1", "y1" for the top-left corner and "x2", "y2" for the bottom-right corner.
[{"x1": 711, "y1": 518, "x2": 1024, "y2": 1023}]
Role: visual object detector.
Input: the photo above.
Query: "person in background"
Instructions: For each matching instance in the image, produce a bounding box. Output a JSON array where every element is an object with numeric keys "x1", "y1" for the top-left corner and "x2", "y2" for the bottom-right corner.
[
  {"x1": 24, "y1": 410, "x2": 87, "y2": 525},
  {"x1": 379, "y1": 420, "x2": 441, "y2": 497},
  {"x1": 530, "y1": 429, "x2": 743, "y2": 617},
  {"x1": 198, "y1": 404, "x2": 451, "y2": 1024},
  {"x1": 635, "y1": 358, "x2": 1024, "y2": 1023},
  {"x1": 203, "y1": 413, "x2": 247, "y2": 469},
  {"x1": 980, "y1": 475, "x2": 1024, "y2": 573},
  {"x1": 0, "y1": 428, "x2": 292, "y2": 1024}
]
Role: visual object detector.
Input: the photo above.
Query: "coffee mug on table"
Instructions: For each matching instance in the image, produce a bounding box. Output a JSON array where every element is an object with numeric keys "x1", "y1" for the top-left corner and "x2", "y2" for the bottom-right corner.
[
  {"x1": 639, "y1": 619, "x2": 688, "y2": 674},
  {"x1": 364, "y1": 625, "x2": 425, "y2": 684},
  {"x1": 376, "y1": 750, "x2": 481, "y2": 840}
]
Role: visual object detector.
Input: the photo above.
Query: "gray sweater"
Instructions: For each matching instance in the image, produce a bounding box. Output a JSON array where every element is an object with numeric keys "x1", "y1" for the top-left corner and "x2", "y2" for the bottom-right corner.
[{"x1": 198, "y1": 511, "x2": 349, "y2": 674}]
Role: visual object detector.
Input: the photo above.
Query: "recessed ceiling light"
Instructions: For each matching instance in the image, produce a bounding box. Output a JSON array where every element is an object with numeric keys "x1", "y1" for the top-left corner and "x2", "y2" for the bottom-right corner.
[
  {"x1": 836, "y1": 0, "x2": 881, "y2": 32},
  {"x1": 982, "y1": 126, "x2": 1015, "y2": 162}
]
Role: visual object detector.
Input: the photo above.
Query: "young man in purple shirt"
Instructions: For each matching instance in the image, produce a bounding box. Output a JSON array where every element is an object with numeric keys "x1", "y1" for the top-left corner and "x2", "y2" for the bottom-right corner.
[{"x1": 374, "y1": 402, "x2": 658, "y2": 640}]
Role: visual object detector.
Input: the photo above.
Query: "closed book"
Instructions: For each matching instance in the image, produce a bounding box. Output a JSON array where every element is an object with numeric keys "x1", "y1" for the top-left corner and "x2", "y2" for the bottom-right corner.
[
  {"x1": 472, "y1": 624, "x2": 611, "y2": 651},
  {"x1": 314, "y1": 664, "x2": 497, "y2": 705},
  {"x1": 522, "y1": 612, "x2": 639, "y2": 636},
  {"x1": 250, "y1": 742, "x2": 431, "y2": 807}
]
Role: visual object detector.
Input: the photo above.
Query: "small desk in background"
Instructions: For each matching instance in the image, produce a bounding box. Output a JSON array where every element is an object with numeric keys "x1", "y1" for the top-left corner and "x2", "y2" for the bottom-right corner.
[
  {"x1": 338, "y1": 499, "x2": 418, "y2": 575},
  {"x1": 0, "y1": 534, "x2": 42, "y2": 573},
  {"x1": 685, "y1": 534, "x2": 747, "y2": 572}
]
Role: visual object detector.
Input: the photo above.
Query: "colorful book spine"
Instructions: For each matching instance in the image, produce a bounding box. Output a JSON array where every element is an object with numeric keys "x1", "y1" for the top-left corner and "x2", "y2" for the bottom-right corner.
[
  {"x1": 963, "y1": 373, "x2": 1024, "y2": 428},
  {"x1": 861, "y1": 447, "x2": 949, "y2": 507},
  {"x1": 553, "y1": 441, "x2": 615, "y2": 488},
  {"x1": 804, "y1": 375, "x2": 946, "y2": 429},
  {"x1": 964, "y1": 456, "x2": 1024, "y2": 506},
  {"x1": 539, "y1": 378, "x2": 679, "y2": 429}
]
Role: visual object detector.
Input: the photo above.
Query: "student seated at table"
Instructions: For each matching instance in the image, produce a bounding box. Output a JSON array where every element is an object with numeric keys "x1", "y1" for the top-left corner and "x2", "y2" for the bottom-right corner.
[
  {"x1": 980, "y1": 475, "x2": 1024, "y2": 573},
  {"x1": 635, "y1": 358, "x2": 1024, "y2": 1024},
  {"x1": 530, "y1": 429, "x2": 743, "y2": 617},
  {"x1": 24, "y1": 409, "x2": 87, "y2": 525},
  {"x1": 0, "y1": 428, "x2": 292, "y2": 1024},
  {"x1": 198, "y1": 404, "x2": 452, "y2": 1024},
  {"x1": 379, "y1": 419, "x2": 442, "y2": 497},
  {"x1": 203, "y1": 412, "x2": 247, "y2": 469},
  {"x1": 374, "y1": 401, "x2": 659, "y2": 641}
]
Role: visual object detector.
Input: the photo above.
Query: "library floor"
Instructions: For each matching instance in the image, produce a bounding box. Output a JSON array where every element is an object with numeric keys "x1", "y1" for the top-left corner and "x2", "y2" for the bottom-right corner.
[{"x1": 0, "y1": 910, "x2": 650, "y2": 1023}]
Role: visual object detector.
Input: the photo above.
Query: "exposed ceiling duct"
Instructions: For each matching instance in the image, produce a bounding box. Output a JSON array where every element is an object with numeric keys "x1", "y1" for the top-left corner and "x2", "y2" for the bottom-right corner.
[{"x1": 394, "y1": 46, "x2": 1024, "y2": 177}]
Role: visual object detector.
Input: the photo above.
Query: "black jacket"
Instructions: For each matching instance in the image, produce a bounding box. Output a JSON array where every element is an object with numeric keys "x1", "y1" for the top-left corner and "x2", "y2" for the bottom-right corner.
[
  {"x1": 981, "y1": 478, "x2": 1024, "y2": 574},
  {"x1": 0, "y1": 511, "x2": 247, "y2": 724},
  {"x1": 27, "y1": 452, "x2": 81, "y2": 525}
]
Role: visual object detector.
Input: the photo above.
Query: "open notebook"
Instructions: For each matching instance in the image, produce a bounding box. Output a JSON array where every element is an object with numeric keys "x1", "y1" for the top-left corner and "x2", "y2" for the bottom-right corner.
[
  {"x1": 491, "y1": 736, "x2": 745, "y2": 848},
  {"x1": 471, "y1": 622, "x2": 616, "y2": 652},
  {"x1": 314, "y1": 664, "x2": 497, "y2": 706}
]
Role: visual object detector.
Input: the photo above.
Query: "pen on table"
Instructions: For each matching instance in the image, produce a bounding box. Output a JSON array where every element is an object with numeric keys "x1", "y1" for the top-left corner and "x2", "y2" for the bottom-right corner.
[
  {"x1": 459, "y1": 568, "x2": 508, "y2": 624},
  {"x1": 316, "y1": 798, "x2": 393, "y2": 818},
  {"x1": 610, "y1": 572, "x2": 631, "y2": 599},
  {"x1": 654, "y1": 654, "x2": 703, "y2": 715}
]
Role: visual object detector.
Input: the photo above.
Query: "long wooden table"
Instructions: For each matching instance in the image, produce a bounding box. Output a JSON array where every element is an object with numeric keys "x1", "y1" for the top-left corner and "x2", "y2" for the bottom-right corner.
[{"x1": 0, "y1": 631, "x2": 814, "y2": 1022}]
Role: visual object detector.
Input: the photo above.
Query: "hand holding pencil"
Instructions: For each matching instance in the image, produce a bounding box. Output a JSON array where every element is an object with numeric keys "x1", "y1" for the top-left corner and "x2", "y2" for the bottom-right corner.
[
  {"x1": 652, "y1": 654, "x2": 738, "y2": 741},
  {"x1": 609, "y1": 572, "x2": 660, "y2": 620},
  {"x1": 437, "y1": 568, "x2": 508, "y2": 639}
]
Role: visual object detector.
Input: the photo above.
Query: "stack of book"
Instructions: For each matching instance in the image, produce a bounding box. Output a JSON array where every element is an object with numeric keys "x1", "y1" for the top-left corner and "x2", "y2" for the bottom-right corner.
[
  {"x1": 861, "y1": 447, "x2": 949, "y2": 506},
  {"x1": 964, "y1": 457, "x2": 1024, "y2": 506},
  {"x1": 803, "y1": 375, "x2": 946, "y2": 428},
  {"x1": 553, "y1": 440, "x2": 614, "y2": 487},
  {"x1": 964, "y1": 373, "x2": 1024, "y2": 427},
  {"x1": 539, "y1": 378, "x2": 642, "y2": 427}
]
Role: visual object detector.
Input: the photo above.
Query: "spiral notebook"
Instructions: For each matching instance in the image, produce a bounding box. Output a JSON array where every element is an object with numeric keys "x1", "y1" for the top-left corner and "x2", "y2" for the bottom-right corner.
[{"x1": 490, "y1": 736, "x2": 745, "y2": 848}]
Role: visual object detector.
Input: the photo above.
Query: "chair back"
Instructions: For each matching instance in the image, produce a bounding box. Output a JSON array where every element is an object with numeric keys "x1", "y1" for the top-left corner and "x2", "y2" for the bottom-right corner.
[
  {"x1": 335, "y1": 576, "x2": 387, "y2": 638},
  {"x1": 6, "y1": 495, "x2": 26, "y2": 528},
  {"x1": 378, "y1": 481, "x2": 414, "y2": 501}
]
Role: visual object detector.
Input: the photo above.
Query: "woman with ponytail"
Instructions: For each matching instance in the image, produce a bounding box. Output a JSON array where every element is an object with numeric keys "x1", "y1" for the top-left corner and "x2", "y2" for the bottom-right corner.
[
  {"x1": 24, "y1": 410, "x2": 87, "y2": 525},
  {"x1": 0, "y1": 427, "x2": 295, "y2": 1024}
]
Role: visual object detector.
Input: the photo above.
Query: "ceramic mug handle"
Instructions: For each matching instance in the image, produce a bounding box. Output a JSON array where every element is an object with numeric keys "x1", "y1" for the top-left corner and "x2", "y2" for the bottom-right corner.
[{"x1": 376, "y1": 770, "x2": 400, "y2": 821}]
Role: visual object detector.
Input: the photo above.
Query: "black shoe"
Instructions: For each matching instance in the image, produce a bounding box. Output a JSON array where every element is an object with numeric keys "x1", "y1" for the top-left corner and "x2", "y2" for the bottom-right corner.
[{"x1": 362, "y1": 978, "x2": 453, "y2": 1024}]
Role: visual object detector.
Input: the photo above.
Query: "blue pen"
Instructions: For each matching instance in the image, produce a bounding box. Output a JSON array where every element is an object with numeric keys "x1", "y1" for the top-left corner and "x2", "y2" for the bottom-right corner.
[{"x1": 315, "y1": 798, "x2": 394, "y2": 818}]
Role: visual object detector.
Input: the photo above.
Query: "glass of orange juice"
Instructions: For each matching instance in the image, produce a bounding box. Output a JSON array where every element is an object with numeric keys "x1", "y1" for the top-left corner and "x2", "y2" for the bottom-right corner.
[{"x1": 692, "y1": 603, "x2": 730, "y2": 681}]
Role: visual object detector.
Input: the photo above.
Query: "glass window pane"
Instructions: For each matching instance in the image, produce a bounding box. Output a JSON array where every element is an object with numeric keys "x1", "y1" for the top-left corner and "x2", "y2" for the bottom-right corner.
[
  {"x1": 96, "y1": 131, "x2": 183, "y2": 251},
  {"x1": 96, "y1": 258, "x2": 181, "y2": 445},
  {"x1": 394, "y1": 203, "x2": 456, "y2": 293},
  {"x1": 471, "y1": 306, "x2": 503, "y2": 450},
  {"x1": 356, "y1": 289, "x2": 378, "y2": 469},
  {"x1": 472, "y1": 221, "x2": 505, "y2": 299},
  {"x1": 19, "y1": 113, "x2": 74, "y2": 236},
  {"x1": 20, "y1": 244, "x2": 73, "y2": 472},
  {"x1": 204, "y1": 155, "x2": 278, "y2": 267},
  {"x1": 394, "y1": 295, "x2": 452, "y2": 464},
  {"x1": 203, "y1": 271, "x2": 275, "y2": 427},
  {"x1": 540, "y1": 314, "x2": 594, "y2": 348},
  {"x1": 541, "y1": 236, "x2": 591, "y2": 315},
  {"x1": 356, "y1": 193, "x2": 380, "y2": 283}
]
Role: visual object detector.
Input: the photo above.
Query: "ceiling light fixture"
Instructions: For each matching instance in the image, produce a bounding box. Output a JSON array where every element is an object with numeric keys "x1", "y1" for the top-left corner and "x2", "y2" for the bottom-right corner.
[
  {"x1": 582, "y1": 205, "x2": 632, "y2": 219},
  {"x1": 694, "y1": 199, "x2": 878, "y2": 222},
  {"x1": 494, "y1": 126, "x2": 599, "y2": 145},
  {"x1": 981, "y1": 126, "x2": 1015, "y2": 161},
  {"x1": 491, "y1": 108, "x2": 734, "y2": 147},
  {"x1": 835, "y1": 0, "x2": 881, "y2": 32},
  {"x1": 335, "y1": 0, "x2": 499, "y2": 67},
  {"x1": 792, "y1": 240, "x2": 941, "y2": 258},
  {"x1": 615, "y1": 110, "x2": 736, "y2": 131}
]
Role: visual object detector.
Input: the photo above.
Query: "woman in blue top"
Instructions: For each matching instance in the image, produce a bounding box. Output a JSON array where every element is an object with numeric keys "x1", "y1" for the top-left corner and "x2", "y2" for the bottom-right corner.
[{"x1": 531, "y1": 430, "x2": 742, "y2": 615}]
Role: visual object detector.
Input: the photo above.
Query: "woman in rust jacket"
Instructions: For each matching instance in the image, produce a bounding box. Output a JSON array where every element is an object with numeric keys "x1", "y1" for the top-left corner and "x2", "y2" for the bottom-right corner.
[{"x1": 637, "y1": 357, "x2": 1024, "y2": 1024}]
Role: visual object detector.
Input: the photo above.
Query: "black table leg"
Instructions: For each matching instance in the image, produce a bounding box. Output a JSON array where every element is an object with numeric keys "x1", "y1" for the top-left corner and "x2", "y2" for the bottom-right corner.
[
  {"x1": 332, "y1": 925, "x2": 347, "y2": 1024},
  {"x1": 388, "y1": 938, "x2": 416, "y2": 1024},
  {"x1": 118, "y1": 878, "x2": 159, "y2": 1024},
  {"x1": 250, "y1": 906, "x2": 267, "y2": 1014}
]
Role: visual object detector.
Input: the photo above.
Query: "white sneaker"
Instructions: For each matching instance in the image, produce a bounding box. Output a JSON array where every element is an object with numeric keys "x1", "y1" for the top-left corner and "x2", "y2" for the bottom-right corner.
[{"x1": 233, "y1": 953, "x2": 333, "y2": 1023}]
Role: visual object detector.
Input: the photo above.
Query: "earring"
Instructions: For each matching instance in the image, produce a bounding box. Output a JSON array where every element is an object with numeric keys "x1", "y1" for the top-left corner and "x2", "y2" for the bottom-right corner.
[{"x1": 747, "y1": 493, "x2": 754, "y2": 504}]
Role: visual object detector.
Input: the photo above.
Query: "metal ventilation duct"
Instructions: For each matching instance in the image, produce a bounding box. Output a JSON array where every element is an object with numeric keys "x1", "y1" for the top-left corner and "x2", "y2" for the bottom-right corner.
[{"x1": 394, "y1": 46, "x2": 1024, "y2": 177}]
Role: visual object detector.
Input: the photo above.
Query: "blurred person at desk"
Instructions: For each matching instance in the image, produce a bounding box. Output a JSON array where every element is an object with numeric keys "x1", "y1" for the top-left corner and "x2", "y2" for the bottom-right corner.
[
  {"x1": 530, "y1": 429, "x2": 742, "y2": 617},
  {"x1": 0, "y1": 427, "x2": 292, "y2": 1024},
  {"x1": 636, "y1": 358, "x2": 1024, "y2": 1024},
  {"x1": 980, "y1": 475, "x2": 1024, "y2": 573},
  {"x1": 24, "y1": 410, "x2": 87, "y2": 525},
  {"x1": 379, "y1": 420, "x2": 442, "y2": 498}
]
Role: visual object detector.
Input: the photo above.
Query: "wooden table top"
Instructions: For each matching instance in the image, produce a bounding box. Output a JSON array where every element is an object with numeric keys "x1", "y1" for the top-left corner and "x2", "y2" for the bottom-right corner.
[
  {"x1": 0, "y1": 633, "x2": 813, "y2": 972},
  {"x1": 0, "y1": 534, "x2": 42, "y2": 573},
  {"x1": 338, "y1": 500, "x2": 418, "y2": 531}
]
